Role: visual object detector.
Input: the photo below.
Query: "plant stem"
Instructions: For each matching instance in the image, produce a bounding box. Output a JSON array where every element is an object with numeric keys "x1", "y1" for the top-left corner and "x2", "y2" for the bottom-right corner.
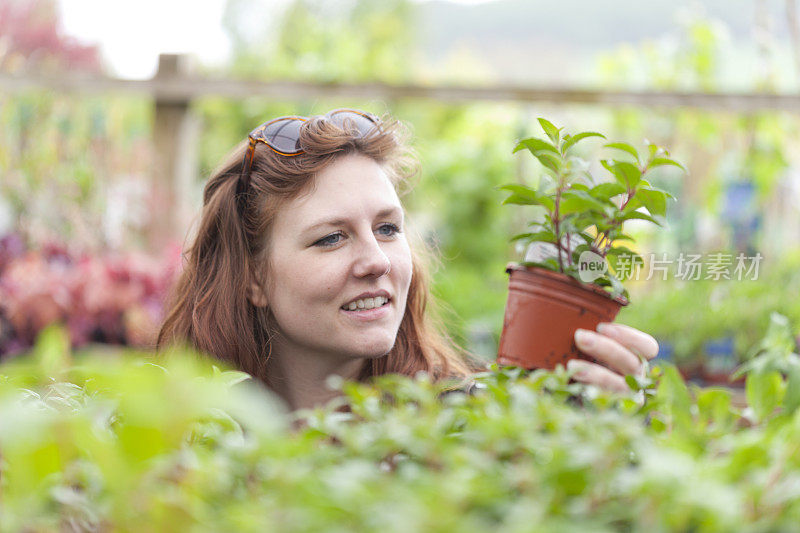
[
  {"x1": 554, "y1": 189, "x2": 563, "y2": 272},
  {"x1": 553, "y1": 166, "x2": 568, "y2": 272},
  {"x1": 566, "y1": 233, "x2": 573, "y2": 268}
]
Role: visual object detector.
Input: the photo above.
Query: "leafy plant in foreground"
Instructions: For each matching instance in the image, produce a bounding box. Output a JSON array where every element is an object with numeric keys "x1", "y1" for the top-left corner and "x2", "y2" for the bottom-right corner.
[
  {"x1": 733, "y1": 312, "x2": 800, "y2": 422},
  {"x1": 0, "y1": 319, "x2": 799, "y2": 531}
]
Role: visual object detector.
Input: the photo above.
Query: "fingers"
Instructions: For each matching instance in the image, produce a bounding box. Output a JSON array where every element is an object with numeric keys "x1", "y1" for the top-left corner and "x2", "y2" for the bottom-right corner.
[
  {"x1": 596, "y1": 322, "x2": 659, "y2": 361},
  {"x1": 574, "y1": 328, "x2": 641, "y2": 376},
  {"x1": 570, "y1": 323, "x2": 659, "y2": 394},
  {"x1": 567, "y1": 359, "x2": 628, "y2": 393}
]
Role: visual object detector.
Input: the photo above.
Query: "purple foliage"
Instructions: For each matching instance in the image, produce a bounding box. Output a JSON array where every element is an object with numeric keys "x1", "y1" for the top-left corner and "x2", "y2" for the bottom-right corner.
[{"x1": 0, "y1": 235, "x2": 182, "y2": 357}]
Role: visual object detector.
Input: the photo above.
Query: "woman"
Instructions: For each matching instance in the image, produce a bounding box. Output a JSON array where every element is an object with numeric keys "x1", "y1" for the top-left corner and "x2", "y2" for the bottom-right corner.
[{"x1": 157, "y1": 109, "x2": 658, "y2": 411}]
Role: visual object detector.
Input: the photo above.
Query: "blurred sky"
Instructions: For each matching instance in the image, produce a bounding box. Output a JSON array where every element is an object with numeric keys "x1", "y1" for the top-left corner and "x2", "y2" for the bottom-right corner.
[{"x1": 57, "y1": 0, "x2": 495, "y2": 79}]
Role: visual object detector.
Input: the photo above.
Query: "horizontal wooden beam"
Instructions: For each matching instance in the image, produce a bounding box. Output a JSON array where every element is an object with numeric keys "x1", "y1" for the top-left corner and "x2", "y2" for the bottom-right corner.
[{"x1": 2, "y1": 71, "x2": 799, "y2": 113}]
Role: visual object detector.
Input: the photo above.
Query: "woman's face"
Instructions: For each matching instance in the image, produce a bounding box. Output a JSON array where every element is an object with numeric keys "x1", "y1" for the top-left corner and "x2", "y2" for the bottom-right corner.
[{"x1": 261, "y1": 153, "x2": 413, "y2": 362}]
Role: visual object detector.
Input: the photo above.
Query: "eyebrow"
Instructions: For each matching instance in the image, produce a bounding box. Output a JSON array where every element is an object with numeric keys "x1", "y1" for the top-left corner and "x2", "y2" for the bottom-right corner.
[{"x1": 303, "y1": 206, "x2": 403, "y2": 234}]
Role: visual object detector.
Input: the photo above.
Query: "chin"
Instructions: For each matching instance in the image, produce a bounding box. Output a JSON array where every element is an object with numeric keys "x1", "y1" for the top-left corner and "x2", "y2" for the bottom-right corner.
[{"x1": 350, "y1": 336, "x2": 397, "y2": 359}]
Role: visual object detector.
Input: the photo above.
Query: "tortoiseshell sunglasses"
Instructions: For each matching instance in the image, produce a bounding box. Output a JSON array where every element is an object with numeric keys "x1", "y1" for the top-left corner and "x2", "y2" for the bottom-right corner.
[{"x1": 235, "y1": 108, "x2": 381, "y2": 209}]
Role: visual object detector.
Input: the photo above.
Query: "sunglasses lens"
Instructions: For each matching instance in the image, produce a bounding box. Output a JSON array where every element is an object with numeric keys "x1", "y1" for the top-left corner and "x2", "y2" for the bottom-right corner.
[
  {"x1": 327, "y1": 110, "x2": 379, "y2": 136},
  {"x1": 249, "y1": 110, "x2": 379, "y2": 158},
  {"x1": 260, "y1": 117, "x2": 304, "y2": 154}
]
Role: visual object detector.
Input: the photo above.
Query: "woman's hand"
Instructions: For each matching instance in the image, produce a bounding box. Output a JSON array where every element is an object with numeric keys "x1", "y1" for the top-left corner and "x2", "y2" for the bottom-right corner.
[{"x1": 567, "y1": 323, "x2": 659, "y2": 393}]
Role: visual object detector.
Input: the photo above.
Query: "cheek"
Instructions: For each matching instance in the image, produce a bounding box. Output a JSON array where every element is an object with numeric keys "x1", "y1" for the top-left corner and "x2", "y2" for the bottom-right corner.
[
  {"x1": 272, "y1": 251, "x2": 348, "y2": 307},
  {"x1": 390, "y1": 242, "x2": 414, "y2": 292}
]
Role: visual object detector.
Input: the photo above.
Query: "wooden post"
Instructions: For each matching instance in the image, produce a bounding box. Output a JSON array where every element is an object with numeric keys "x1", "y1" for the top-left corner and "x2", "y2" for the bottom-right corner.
[{"x1": 148, "y1": 54, "x2": 199, "y2": 251}]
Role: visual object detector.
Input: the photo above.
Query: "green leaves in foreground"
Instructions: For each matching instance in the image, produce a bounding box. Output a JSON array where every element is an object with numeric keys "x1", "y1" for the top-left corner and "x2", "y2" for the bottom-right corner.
[
  {"x1": 1, "y1": 320, "x2": 800, "y2": 531},
  {"x1": 732, "y1": 312, "x2": 800, "y2": 422}
]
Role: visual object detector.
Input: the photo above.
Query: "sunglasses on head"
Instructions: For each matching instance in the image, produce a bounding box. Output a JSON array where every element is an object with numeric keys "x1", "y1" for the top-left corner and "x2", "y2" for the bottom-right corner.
[{"x1": 235, "y1": 108, "x2": 381, "y2": 209}]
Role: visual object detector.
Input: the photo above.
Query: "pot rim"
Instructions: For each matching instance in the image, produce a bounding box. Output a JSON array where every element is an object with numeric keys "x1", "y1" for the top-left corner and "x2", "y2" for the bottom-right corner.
[{"x1": 505, "y1": 262, "x2": 629, "y2": 307}]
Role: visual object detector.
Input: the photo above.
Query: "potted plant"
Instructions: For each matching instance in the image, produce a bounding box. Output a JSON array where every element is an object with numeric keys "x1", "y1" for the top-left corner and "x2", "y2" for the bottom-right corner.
[{"x1": 497, "y1": 118, "x2": 683, "y2": 370}]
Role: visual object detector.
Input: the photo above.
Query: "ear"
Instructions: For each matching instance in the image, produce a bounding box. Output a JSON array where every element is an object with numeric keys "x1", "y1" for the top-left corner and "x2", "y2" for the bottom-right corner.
[{"x1": 247, "y1": 280, "x2": 269, "y2": 308}]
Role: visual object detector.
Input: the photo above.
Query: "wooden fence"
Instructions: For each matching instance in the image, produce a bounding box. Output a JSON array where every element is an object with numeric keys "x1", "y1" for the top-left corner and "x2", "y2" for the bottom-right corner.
[{"x1": 3, "y1": 54, "x2": 800, "y2": 247}]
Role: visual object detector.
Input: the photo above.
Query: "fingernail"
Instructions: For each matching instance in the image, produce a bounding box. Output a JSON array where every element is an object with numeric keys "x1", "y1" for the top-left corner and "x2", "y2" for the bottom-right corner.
[
  {"x1": 596, "y1": 322, "x2": 612, "y2": 334},
  {"x1": 575, "y1": 329, "x2": 594, "y2": 349},
  {"x1": 567, "y1": 359, "x2": 589, "y2": 379}
]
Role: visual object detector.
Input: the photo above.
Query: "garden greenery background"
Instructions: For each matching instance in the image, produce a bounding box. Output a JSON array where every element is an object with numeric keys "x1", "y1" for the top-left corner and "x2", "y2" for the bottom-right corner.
[
  {"x1": 5, "y1": 0, "x2": 800, "y2": 529},
  {"x1": 2, "y1": 0, "x2": 800, "y2": 370}
]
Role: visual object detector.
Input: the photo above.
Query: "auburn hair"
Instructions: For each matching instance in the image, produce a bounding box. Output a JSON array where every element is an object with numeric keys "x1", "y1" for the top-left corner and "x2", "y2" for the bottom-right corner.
[{"x1": 157, "y1": 112, "x2": 482, "y2": 386}]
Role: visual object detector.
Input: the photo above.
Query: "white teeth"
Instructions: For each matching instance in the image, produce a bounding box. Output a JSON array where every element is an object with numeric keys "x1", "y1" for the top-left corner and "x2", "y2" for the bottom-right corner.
[{"x1": 343, "y1": 296, "x2": 388, "y2": 311}]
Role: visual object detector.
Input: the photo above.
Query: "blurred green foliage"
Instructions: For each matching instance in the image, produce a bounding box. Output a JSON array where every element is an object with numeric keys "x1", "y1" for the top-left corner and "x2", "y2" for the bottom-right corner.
[
  {"x1": 2, "y1": 318, "x2": 800, "y2": 530},
  {"x1": 597, "y1": 16, "x2": 798, "y2": 252},
  {"x1": 5, "y1": 0, "x2": 800, "y2": 366},
  {"x1": 598, "y1": 16, "x2": 800, "y2": 368},
  {"x1": 619, "y1": 252, "x2": 800, "y2": 367},
  {"x1": 0, "y1": 90, "x2": 151, "y2": 247}
]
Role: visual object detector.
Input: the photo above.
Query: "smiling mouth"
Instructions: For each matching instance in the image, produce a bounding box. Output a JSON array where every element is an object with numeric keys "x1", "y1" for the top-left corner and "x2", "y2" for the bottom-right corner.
[{"x1": 341, "y1": 296, "x2": 391, "y2": 311}]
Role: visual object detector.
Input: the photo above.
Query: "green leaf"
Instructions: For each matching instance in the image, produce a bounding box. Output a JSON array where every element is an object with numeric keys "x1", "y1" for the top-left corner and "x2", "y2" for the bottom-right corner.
[
  {"x1": 562, "y1": 131, "x2": 605, "y2": 153},
  {"x1": 215, "y1": 369, "x2": 252, "y2": 389},
  {"x1": 650, "y1": 157, "x2": 686, "y2": 171},
  {"x1": 607, "y1": 272, "x2": 626, "y2": 299},
  {"x1": 784, "y1": 365, "x2": 800, "y2": 413},
  {"x1": 619, "y1": 210, "x2": 661, "y2": 225},
  {"x1": 538, "y1": 118, "x2": 561, "y2": 144},
  {"x1": 650, "y1": 416, "x2": 667, "y2": 432},
  {"x1": 498, "y1": 183, "x2": 536, "y2": 196},
  {"x1": 513, "y1": 137, "x2": 559, "y2": 155},
  {"x1": 513, "y1": 140, "x2": 562, "y2": 173},
  {"x1": 510, "y1": 232, "x2": 534, "y2": 242},
  {"x1": 571, "y1": 242, "x2": 593, "y2": 255},
  {"x1": 605, "y1": 142, "x2": 640, "y2": 163},
  {"x1": 34, "y1": 325, "x2": 72, "y2": 379},
  {"x1": 735, "y1": 313, "x2": 800, "y2": 380},
  {"x1": 622, "y1": 194, "x2": 642, "y2": 212},
  {"x1": 635, "y1": 188, "x2": 669, "y2": 217},
  {"x1": 510, "y1": 230, "x2": 556, "y2": 243},
  {"x1": 562, "y1": 215, "x2": 594, "y2": 234},
  {"x1": 696, "y1": 388, "x2": 734, "y2": 428},
  {"x1": 602, "y1": 160, "x2": 642, "y2": 188},
  {"x1": 521, "y1": 258, "x2": 560, "y2": 271},
  {"x1": 533, "y1": 151, "x2": 562, "y2": 174},
  {"x1": 656, "y1": 365, "x2": 693, "y2": 431},
  {"x1": 589, "y1": 182, "x2": 626, "y2": 200},
  {"x1": 498, "y1": 184, "x2": 555, "y2": 210},
  {"x1": 559, "y1": 190, "x2": 609, "y2": 216},
  {"x1": 746, "y1": 370, "x2": 785, "y2": 422},
  {"x1": 502, "y1": 193, "x2": 538, "y2": 206}
]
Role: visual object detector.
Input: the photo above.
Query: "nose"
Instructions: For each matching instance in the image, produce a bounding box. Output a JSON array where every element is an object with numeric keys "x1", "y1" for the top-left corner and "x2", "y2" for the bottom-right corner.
[{"x1": 353, "y1": 234, "x2": 391, "y2": 278}]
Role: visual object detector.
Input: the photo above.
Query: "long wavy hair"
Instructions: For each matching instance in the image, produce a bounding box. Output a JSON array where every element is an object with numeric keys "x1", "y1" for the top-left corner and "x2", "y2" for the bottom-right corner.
[{"x1": 157, "y1": 112, "x2": 482, "y2": 385}]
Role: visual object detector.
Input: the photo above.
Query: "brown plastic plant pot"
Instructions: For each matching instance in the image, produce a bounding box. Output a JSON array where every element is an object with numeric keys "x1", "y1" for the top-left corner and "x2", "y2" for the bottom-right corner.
[{"x1": 497, "y1": 264, "x2": 628, "y2": 370}]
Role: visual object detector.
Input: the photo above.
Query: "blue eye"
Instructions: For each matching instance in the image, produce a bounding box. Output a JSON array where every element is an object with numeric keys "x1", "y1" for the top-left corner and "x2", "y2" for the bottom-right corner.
[
  {"x1": 315, "y1": 232, "x2": 343, "y2": 247},
  {"x1": 378, "y1": 223, "x2": 400, "y2": 236},
  {"x1": 314, "y1": 224, "x2": 400, "y2": 248}
]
